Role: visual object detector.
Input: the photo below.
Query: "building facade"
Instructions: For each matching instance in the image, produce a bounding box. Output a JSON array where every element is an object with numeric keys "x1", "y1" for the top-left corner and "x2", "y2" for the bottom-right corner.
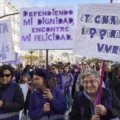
[{"x1": 0, "y1": 0, "x2": 20, "y2": 53}]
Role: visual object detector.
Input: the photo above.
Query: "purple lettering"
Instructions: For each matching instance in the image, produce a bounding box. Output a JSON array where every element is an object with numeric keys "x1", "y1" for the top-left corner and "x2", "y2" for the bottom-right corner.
[
  {"x1": 38, "y1": 19, "x2": 42, "y2": 25},
  {"x1": 97, "y1": 43, "x2": 104, "y2": 52},
  {"x1": 69, "y1": 18, "x2": 74, "y2": 24},
  {"x1": 61, "y1": 34, "x2": 65, "y2": 40},
  {"x1": 55, "y1": 11, "x2": 58, "y2": 15},
  {"x1": 65, "y1": 27, "x2": 69, "y2": 32},
  {"x1": 46, "y1": 27, "x2": 50, "y2": 32},
  {"x1": 48, "y1": 11, "x2": 51, "y2": 16},
  {"x1": 100, "y1": 29, "x2": 107, "y2": 40},
  {"x1": 23, "y1": 11, "x2": 28, "y2": 17},
  {"x1": 56, "y1": 34, "x2": 60, "y2": 40},
  {"x1": 69, "y1": 10, "x2": 73, "y2": 15},
  {"x1": 90, "y1": 28, "x2": 96, "y2": 38},
  {"x1": 66, "y1": 34, "x2": 71, "y2": 40},
  {"x1": 22, "y1": 34, "x2": 31, "y2": 41},
  {"x1": 112, "y1": 46, "x2": 118, "y2": 54},
  {"x1": 64, "y1": 10, "x2": 68, "y2": 15},
  {"x1": 48, "y1": 35, "x2": 52, "y2": 40},
  {"x1": 58, "y1": 18, "x2": 63, "y2": 24}
]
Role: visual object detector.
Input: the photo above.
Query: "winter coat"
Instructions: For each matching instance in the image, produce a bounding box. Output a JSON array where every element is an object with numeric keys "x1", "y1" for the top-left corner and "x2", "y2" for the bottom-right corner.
[
  {"x1": 0, "y1": 81, "x2": 24, "y2": 120},
  {"x1": 69, "y1": 88, "x2": 120, "y2": 120},
  {"x1": 28, "y1": 87, "x2": 66, "y2": 120}
]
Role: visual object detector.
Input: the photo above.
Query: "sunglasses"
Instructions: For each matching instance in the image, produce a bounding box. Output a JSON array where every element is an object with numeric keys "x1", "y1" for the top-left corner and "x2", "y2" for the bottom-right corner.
[{"x1": 0, "y1": 74, "x2": 11, "y2": 78}]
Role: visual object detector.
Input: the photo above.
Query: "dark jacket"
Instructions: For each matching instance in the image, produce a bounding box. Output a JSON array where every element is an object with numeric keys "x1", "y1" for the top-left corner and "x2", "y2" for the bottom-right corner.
[
  {"x1": 111, "y1": 67, "x2": 120, "y2": 100},
  {"x1": 15, "y1": 70, "x2": 23, "y2": 83},
  {"x1": 28, "y1": 87, "x2": 66, "y2": 120},
  {"x1": 71, "y1": 70, "x2": 80, "y2": 98},
  {"x1": 103, "y1": 71, "x2": 112, "y2": 88},
  {"x1": 0, "y1": 81, "x2": 24, "y2": 120},
  {"x1": 23, "y1": 89, "x2": 31, "y2": 115},
  {"x1": 69, "y1": 88, "x2": 120, "y2": 120}
]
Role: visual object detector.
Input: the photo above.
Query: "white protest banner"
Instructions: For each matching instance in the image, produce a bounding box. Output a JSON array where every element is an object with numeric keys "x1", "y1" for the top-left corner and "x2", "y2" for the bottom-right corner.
[
  {"x1": 20, "y1": 6, "x2": 74, "y2": 50},
  {"x1": 0, "y1": 20, "x2": 15, "y2": 62},
  {"x1": 73, "y1": 4, "x2": 120, "y2": 62}
]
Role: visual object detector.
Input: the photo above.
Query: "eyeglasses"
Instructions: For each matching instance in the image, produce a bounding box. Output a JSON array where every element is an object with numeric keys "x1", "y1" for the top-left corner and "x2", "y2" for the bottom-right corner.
[
  {"x1": 0, "y1": 74, "x2": 11, "y2": 78},
  {"x1": 83, "y1": 80, "x2": 97, "y2": 85}
]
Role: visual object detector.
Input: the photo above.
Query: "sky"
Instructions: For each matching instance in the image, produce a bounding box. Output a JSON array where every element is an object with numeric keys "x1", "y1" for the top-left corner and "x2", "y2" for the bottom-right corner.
[{"x1": 8, "y1": 0, "x2": 120, "y2": 10}]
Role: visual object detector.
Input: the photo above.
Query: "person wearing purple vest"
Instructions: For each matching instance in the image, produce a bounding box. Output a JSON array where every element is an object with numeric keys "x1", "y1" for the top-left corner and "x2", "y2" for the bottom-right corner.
[
  {"x1": 28, "y1": 68, "x2": 66, "y2": 120},
  {"x1": 63, "y1": 65, "x2": 74, "y2": 111},
  {"x1": 69, "y1": 70, "x2": 120, "y2": 120},
  {"x1": 0, "y1": 65, "x2": 24, "y2": 120}
]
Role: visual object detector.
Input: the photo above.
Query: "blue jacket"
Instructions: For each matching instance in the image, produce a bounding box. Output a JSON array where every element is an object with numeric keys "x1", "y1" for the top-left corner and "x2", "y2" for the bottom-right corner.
[{"x1": 28, "y1": 87, "x2": 66, "y2": 120}]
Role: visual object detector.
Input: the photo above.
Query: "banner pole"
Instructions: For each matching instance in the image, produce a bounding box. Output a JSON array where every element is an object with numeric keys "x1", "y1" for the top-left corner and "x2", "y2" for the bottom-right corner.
[
  {"x1": 46, "y1": 49, "x2": 49, "y2": 69},
  {"x1": 97, "y1": 0, "x2": 113, "y2": 105},
  {"x1": 97, "y1": 60, "x2": 105, "y2": 104}
]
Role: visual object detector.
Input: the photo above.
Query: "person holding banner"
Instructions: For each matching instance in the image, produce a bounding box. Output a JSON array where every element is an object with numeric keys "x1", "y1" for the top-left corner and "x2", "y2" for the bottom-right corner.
[
  {"x1": 0, "y1": 65, "x2": 24, "y2": 120},
  {"x1": 28, "y1": 68, "x2": 66, "y2": 120},
  {"x1": 69, "y1": 70, "x2": 120, "y2": 120}
]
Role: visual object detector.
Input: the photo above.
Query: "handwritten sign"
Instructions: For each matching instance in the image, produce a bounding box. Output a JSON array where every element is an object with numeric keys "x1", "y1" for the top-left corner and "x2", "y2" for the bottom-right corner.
[
  {"x1": 0, "y1": 20, "x2": 15, "y2": 62},
  {"x1": 20, "y1": 6, "x2": 74, "y2": 50},
  {"x1": 73, "y1": 4, "x2": 120, "y2": 62}
]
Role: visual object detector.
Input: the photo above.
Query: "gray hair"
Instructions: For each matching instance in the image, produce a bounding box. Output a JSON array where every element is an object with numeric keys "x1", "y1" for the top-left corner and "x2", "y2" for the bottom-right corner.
[{"x1": 81, "y1": 69, "x2": 100, "y2": 85}]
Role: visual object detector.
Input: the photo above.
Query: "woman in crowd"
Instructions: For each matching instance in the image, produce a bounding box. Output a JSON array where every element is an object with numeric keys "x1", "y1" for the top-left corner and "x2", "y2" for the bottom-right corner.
[
  {"x1": 63, "y1": 65, "x2": 74, "y2": 110},
  {"x1": 28, "y1": 68, "x2": 66, "y2": 120},
  {"x1": 19, "y1": 74, "x2": 32, "y2": 117},
  {"x1": 71, "y1": 64, "x2": 80, "y2": 98},
  {"x1": 69, "y1": 70, "x2": 120, "y2": 120},
  {"x1": 0, "y1": 65, "x2": 24, "y2": 120},
  {"x1": 50, "y1": 64, "x2": 64, "y2": 91}
]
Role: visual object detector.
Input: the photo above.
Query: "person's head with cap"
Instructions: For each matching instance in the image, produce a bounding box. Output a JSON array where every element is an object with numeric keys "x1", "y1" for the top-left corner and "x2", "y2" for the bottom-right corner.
[
  {"x1": 33, "y1": 68, "x2": 58, "y2": 90},
  {"x1": 33, "y1": 68, "x2": 48, "y2": 90},
  {"x1": 81, "y1": 69, "x2": 100, "y2": 95},
  {"x1": 22, "y1": 74, "x2": 30, "y2": 83}
]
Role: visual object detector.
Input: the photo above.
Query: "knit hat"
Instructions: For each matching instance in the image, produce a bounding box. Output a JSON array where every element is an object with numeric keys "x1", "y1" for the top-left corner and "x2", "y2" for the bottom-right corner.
[
  {"x1": 23, "y1": 74, "x2": 30, "y2": 78},
  {"x1": 58, "y1": 62, "x2": 63, "y2": 65},
  {"x1": 73, "y1": 64, "x2": 79, "y2": 69},
  {"x1": 34, "y1": 68, "x2": 48, "y2": 79}
]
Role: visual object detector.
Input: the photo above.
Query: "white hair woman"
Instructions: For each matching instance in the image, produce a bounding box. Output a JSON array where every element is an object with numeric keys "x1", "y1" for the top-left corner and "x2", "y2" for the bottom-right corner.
[{"x1": 69, "y1": 70, "x2": 120, "y2": 120}]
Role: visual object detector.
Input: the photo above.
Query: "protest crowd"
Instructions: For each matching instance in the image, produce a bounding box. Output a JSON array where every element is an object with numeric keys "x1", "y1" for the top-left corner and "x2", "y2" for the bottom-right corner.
[
  {"x1": 0, "y1": 61, "x2": 120, "y2": 120},
  {"x1": 1, "y1": 0, "x2": 120, "y2": 120}
]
